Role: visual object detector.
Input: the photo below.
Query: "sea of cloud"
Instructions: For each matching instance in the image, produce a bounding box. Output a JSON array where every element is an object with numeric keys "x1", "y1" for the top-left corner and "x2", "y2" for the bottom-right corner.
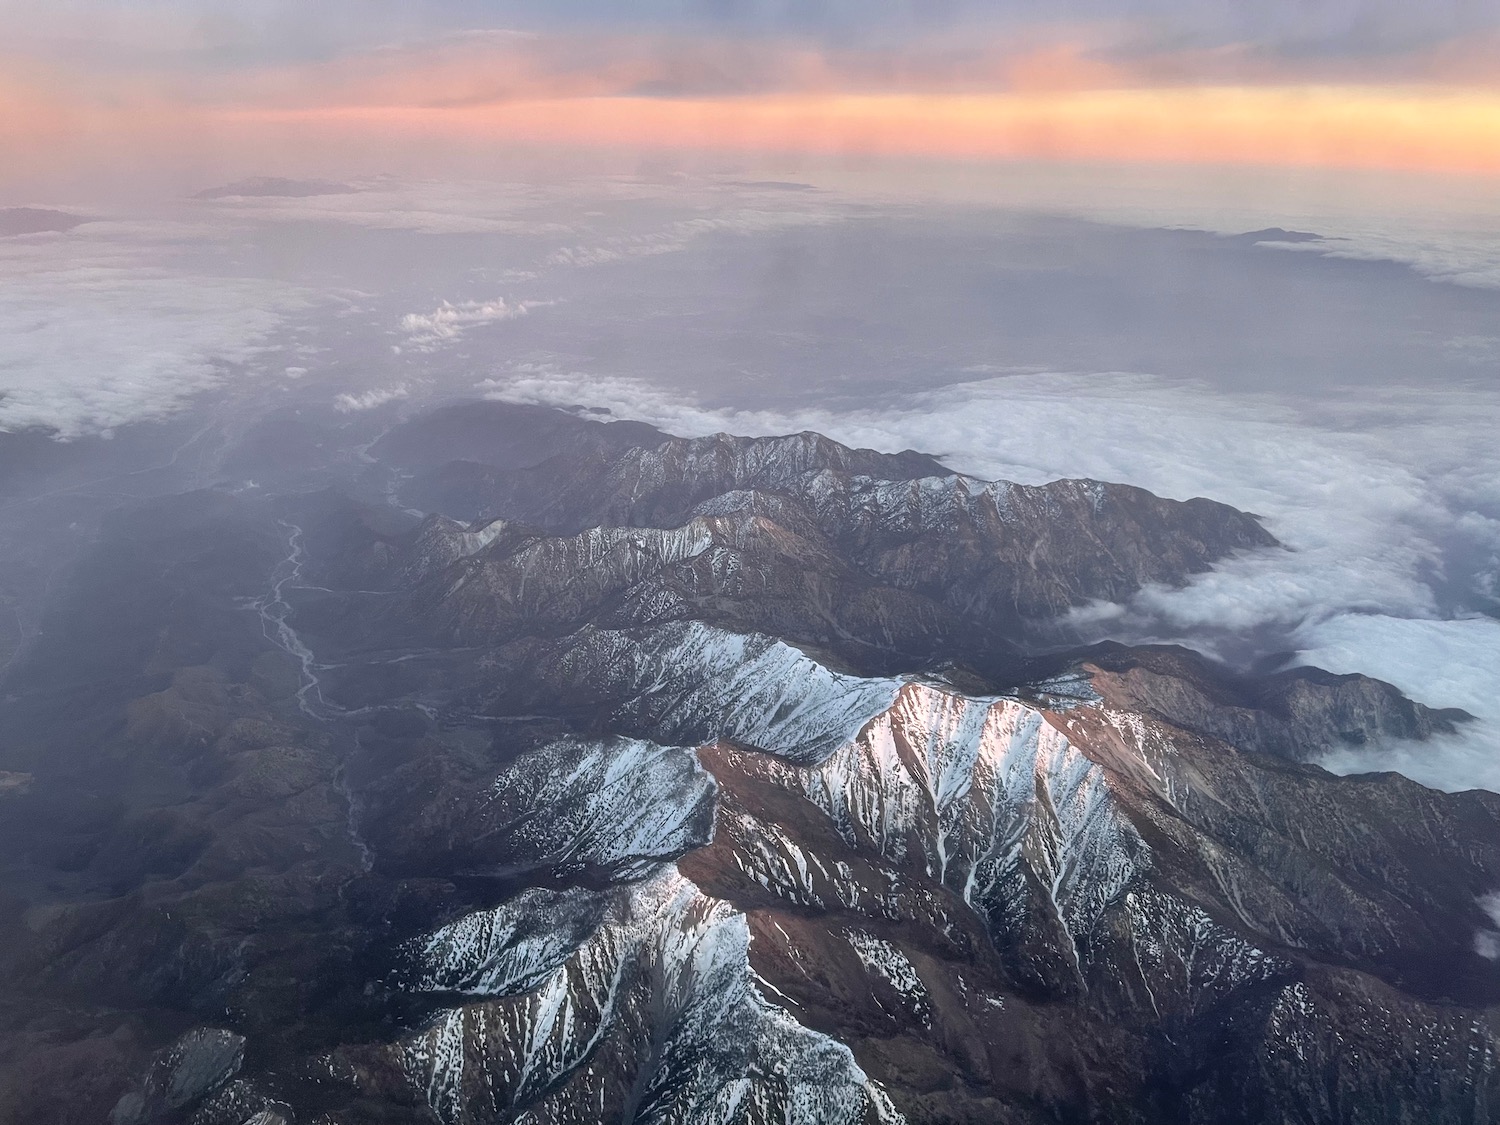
[
  {"x1": 0, "y1": 218, "x2": 312, "y2": 437},
  {"x1": 0, "y1": 176, "x2": 849, "y2": 439}
]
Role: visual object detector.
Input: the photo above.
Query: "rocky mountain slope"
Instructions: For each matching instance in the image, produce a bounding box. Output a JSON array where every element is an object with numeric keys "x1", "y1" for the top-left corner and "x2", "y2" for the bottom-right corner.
[
  {"x1": 0, "y1": 401, "x2": 1491, "y2": 1125},
  {"x1": 374, "y1": 403, "x2": 1277, "y2": 643}
]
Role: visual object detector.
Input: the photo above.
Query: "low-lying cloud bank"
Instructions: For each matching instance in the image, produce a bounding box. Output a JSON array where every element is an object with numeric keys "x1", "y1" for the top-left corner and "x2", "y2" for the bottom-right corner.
[
  {"x1": 1302, "y1": 616, "x2": 1500, "y2": 794},
  {"x1": 487, "y1": 364, "x2": 1500, "y2": 793},
  {"x1": 0, "y1": 220, "x2": 308, "y2": 437}
]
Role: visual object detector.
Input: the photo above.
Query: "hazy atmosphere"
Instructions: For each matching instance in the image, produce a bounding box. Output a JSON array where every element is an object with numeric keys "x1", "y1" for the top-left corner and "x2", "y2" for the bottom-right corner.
[{"x1": 3, "y1": 3, "x2": 1500, "y2": 1123}]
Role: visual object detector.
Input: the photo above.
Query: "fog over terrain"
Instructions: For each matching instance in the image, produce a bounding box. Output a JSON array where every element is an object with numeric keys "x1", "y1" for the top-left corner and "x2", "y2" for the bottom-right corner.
[{"x1": 2, "y1": 164, "x2": 1497, "y2": 792}]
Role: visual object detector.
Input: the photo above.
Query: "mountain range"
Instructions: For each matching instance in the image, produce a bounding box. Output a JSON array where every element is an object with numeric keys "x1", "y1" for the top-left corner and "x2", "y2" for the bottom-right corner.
[{"x1": 0, "y1": 400, "x2": 1492, "y2": 1125}]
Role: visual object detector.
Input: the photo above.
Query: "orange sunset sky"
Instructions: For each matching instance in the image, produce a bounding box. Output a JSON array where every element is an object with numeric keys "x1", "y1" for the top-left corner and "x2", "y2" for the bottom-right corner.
[{"x1": 4, "y1": 2, "x2": 1500, "y2": 193}]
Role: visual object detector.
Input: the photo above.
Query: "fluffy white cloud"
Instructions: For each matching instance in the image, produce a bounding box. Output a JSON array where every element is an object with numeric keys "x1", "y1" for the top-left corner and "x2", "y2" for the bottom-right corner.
[
  {"x1": 333, "y1": 384, "x2": 410, "y2": 412},
  {"x1": 0, "y1": 220, "x2": 310, "y2": 437},
  {"x1": 399, "y1": 298, "x2": 548, "y2": 348}
]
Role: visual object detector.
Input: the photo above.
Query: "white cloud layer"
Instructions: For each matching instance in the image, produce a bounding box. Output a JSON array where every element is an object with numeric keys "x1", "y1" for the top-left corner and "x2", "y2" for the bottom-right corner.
[
  {"x1": 0, "y1": 221, "x2": 309, "y2": 437},
  {"x1": 1305, "y1": 615, "x2": 1500, "y2": 793}
]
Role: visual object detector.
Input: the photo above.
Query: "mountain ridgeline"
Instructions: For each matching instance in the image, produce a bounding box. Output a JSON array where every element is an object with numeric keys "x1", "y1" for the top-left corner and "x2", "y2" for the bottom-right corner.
[{"x1": 0, "y1": 400, "x2": 1491, "y2": 1125}]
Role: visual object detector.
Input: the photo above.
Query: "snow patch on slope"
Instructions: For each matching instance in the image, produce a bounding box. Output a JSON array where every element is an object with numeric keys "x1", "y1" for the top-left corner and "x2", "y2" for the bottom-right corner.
[
  {"x1": 402, "y1": 868, "x2": 904, "y2": 1124},
  {"x1": 479, "y1": 736, "x2": 715, "y2": 877},
  {"x1": 410, "y1": 886, "x2": 611, "y2": 997},
  {"x1": 558, "y1": 622, "x2": 904, "y2": 764},
  {"x1": 845, "y1": 930, "x2": 930, "y2": 1024},
  {"x1": 765, "y1": 683, "x2": 1147, "y2": 952}
]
